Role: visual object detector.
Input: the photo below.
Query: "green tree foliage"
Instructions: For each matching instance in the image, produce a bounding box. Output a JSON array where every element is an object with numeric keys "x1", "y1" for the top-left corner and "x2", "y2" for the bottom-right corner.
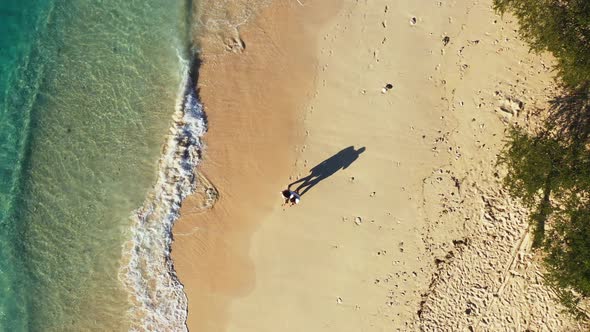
[
  {"x1": 499, "y1": 129, "x2": 560, "y2": 207},
  {"x1": 495, "y1": 1, "x2": 590, "y2": 316},
  {"x1": 494, "y1": 0, "x2": 590, "y2": 89},
  {"x1": 545, "y1": 207, "x2": 590, "y2": 319},
  {"x1": 499, "y1": 129, "x2": 561, "y2": 246},
  {"x1": 499, "y1": 125, "x2": 590, "y2": 316},
  {"x1": 545, "y1": 208, "x2": 590, "y2": 297}
]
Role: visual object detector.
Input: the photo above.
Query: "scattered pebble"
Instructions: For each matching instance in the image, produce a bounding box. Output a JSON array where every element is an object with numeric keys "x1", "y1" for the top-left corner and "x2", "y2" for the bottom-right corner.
[
  {"x1": 443, "y1": 36, "x2": 451, "y2": 46},
  {"x1": 381, "y1": 83, "x2": 394, "y2": 93},
  {"x1": 337, "y1": 297, "x2": 343, "y2": 304},
  {"x1": 355, "y1": 216, "x2": 363, "y2": 225}
]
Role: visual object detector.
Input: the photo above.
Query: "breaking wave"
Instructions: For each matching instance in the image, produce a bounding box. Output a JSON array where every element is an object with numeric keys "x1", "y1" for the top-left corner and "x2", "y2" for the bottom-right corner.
[{"x1": 120, "y1": 54, "x2": 206, "y2": 331}]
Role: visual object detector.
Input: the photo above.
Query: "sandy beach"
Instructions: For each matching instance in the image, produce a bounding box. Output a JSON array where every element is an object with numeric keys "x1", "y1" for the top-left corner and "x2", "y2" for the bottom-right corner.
[{"x1": 173, "y1": 0, "x2": 587, "y2": 331}]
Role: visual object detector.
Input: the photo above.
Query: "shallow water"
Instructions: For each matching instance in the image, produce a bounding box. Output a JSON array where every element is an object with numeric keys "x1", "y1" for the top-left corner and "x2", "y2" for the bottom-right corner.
[
  {"x1": 0, "y1": 0, "x2": 190, "y2": 329},
  {"x1": 192, "y1": 0, "x2": 271, "y2": 53}
]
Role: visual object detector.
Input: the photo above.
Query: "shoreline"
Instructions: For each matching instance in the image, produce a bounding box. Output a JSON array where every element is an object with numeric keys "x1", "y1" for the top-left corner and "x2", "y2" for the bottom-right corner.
[
  {"x1": 171, "y1": 1, "x2": 342, "y2": 330},
  {"x1": 122, "y1": 55, "x2": 206, "y2": 330}
]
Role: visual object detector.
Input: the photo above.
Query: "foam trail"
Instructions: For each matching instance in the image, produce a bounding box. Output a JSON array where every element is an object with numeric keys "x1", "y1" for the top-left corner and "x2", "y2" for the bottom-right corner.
[{"x1": 120, "y1": 53, "x2": 206, "y2": 331}]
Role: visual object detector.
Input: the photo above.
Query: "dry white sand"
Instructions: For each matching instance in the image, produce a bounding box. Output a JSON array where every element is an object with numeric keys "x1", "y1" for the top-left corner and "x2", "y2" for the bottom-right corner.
[{"x1": 173, "y1": 0, "x2": 588, "y2": 331}]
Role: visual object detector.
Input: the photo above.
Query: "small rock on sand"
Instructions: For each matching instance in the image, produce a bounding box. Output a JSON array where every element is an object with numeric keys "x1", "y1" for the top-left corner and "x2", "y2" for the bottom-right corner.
[
  {"x1": 443, "y1": 36, "x2": 451, "y2": 46},
  {"x1": 355, "y1": 216, "x2": 363, "y2": 225},
  {"x1": 381, "y1": 83, "x2": 394, "y2": 93}
]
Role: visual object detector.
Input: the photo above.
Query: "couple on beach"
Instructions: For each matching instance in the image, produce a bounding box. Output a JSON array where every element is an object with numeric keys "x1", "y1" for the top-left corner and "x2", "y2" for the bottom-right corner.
[
  {"x1": 282, "y1": 189, "x2": 301, "y2": 207},
  {"x1": 282, "y1": 146, "x2": 366, "y2": 207}
]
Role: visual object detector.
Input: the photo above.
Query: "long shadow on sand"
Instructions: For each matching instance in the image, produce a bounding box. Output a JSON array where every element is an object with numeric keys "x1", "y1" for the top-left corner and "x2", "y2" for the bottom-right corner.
[{"x1": 289, "y1": 146, "x2": 366, "y2": 196}]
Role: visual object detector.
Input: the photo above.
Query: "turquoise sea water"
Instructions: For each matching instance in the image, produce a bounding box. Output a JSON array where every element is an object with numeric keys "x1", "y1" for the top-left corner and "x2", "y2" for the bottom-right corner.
[{"x1": 0, "y1": 0, "x2": 191, "y2": 330}]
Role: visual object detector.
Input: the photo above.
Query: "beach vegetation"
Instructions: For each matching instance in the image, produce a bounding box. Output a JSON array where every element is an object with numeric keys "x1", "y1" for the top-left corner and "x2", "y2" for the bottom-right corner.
[
  {"x1": 495, "y1": 0, "x2": 590, "y2": 319},
  {"x1": 498, "y1": 98, "x2": 590, "y2": 318},
  {"x1": 494, "y1": 0, "x2": 590, "y2": 89}
]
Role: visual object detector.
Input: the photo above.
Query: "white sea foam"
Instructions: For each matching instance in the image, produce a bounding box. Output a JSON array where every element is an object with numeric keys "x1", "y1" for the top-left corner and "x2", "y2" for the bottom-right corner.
[{"x1": 120, "y1": 54, "x2": 205, "y2": 331}]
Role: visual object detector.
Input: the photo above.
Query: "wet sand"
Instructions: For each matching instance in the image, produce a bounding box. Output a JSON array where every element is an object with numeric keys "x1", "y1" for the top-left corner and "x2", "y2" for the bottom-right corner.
[{"x1": 171, "y1": 1, "x2": 341, "y2": 331}]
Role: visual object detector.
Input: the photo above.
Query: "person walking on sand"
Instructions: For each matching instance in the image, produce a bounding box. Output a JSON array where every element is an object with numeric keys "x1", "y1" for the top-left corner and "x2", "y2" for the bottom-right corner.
[{"x1": 281, "y1": 189, "x2": 301, "y2": 207}]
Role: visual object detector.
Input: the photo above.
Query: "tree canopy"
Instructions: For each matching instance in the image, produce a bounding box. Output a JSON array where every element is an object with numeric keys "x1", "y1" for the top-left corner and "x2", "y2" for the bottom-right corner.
[
  {"x1": 495, "y1": 0, "x2": 590, "y2": 318},
  {"x1": 495, "y1": 0, "x2": 590, "y2": 89}
]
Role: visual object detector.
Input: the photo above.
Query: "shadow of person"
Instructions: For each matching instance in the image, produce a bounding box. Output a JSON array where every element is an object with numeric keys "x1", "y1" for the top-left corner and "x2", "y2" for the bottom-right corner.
[{"x1": 289, "y1": 146, "x2": 366, "y2": 196}]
